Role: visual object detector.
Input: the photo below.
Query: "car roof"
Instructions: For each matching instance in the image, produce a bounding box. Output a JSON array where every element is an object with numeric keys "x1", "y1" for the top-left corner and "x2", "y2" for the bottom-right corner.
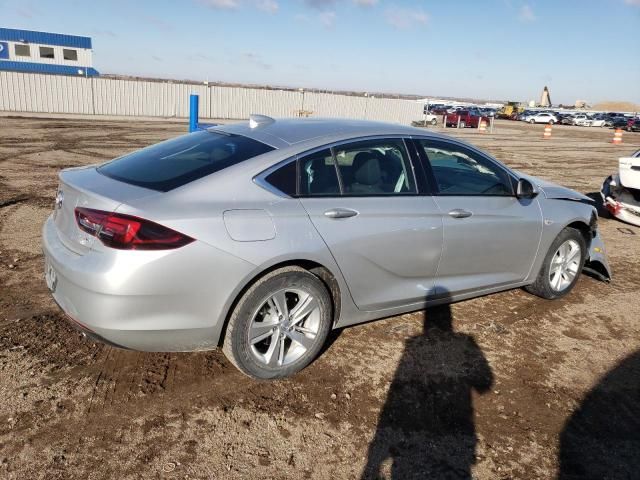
[{"x1": 210, "y1": 117, "x2": 428, "y2": 149}]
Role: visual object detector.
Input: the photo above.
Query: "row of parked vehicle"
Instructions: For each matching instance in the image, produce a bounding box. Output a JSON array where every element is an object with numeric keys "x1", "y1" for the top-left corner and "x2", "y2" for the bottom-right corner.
[
  {"x1": 517, "y1": 110, "x2": 640, "y2": 130},
  {"x1": 428, "y1": 105, "x2": 498, "y2": 117},
  {"x1": 423, "y1": 104, "x2": 640, "y2": 131}
]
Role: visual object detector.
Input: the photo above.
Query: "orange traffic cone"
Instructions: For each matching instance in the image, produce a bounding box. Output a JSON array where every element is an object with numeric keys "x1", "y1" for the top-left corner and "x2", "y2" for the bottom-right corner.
[
  {"x1": 479, "y1": 120, "x2": 487, "y2": 133},
  {"x1": 612, "y1": 128, "x2": 623, "y2": 145},
  {"x1": 543, "y1": 124, "x2": 552, "y2": 139}
]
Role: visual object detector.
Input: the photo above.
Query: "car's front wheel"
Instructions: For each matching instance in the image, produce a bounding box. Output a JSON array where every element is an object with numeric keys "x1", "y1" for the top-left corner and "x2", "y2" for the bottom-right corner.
[
  {"x1": 431, "y1": 118, "x2": 437, "y2": 125},
  {"x1": 530, "y1": 119, "x2": 536, "y2": 124},
  {"x1": 525, "y1": 227, "x2": 586, "y2": 300},
  {"x1": 222, "y1": 267, "x2": 332, "y2": 379}
]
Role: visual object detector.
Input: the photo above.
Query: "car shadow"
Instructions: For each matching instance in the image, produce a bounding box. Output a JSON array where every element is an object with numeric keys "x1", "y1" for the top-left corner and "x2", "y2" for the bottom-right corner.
[
  {"x1": 558, "y1": 349, "x2": 640, "y2": 479},
  {"x1": 360, "y1": 299, "x2": 493, "y2": 479}
]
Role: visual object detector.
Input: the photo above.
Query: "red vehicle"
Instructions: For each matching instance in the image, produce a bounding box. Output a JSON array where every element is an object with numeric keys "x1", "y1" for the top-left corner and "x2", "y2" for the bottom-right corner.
[
  {"x1": 445, "y1": 110, "x2": 490, "y2": 128},
  {"x1": 627, "y1": 118, "x2": 640, "y2": 132}
]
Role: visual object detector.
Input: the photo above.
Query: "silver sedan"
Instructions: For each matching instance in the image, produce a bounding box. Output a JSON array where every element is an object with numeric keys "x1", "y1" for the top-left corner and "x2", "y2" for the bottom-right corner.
[{"x1": 42, "y1": 116, "x2": 611, "y2": 379}]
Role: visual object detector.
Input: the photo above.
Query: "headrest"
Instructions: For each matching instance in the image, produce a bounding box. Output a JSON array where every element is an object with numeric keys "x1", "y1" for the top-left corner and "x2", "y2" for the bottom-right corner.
[{"x1": 354, "y1": 155, "x2": 381, "y2": 186}]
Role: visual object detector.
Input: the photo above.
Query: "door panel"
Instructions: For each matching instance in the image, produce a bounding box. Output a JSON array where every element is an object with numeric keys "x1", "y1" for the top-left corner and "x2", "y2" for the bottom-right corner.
[
  {"x1": 433, "y1": 196, "x2": 542, "y2": 295},
  {"x1": 415, "y1": 138, "x2": 543, "y2": 296},
  {"x1": 299, "y1": 197, "x2": 444, "y2": 311}
]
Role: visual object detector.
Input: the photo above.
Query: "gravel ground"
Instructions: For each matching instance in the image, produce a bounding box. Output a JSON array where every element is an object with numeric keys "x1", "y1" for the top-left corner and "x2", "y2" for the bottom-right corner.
[{"x1": 0, "y1": 116, "x2": 639, "y2": 479}]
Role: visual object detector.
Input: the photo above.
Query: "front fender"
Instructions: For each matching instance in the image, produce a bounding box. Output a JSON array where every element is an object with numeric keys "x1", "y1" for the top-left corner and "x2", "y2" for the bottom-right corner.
[{"x1": 584, "y1": 229, "x2": 612, "y2": 282}]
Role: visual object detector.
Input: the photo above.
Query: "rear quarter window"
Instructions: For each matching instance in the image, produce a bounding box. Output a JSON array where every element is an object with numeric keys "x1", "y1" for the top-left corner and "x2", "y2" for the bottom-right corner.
[{"x1": 98, "y1": 131, "x2": 274, "y2": 191}]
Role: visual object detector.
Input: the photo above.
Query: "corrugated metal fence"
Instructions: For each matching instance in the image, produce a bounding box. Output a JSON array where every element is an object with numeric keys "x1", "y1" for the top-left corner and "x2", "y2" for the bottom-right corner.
[{"x1": 0, "y1": 72, "x2": 424, "y2": 124}]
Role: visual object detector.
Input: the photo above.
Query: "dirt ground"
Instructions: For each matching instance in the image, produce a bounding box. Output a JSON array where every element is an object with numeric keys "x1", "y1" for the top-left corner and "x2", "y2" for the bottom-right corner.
[{"x1": 1, "y1": 116, "x2": 639, "y2": 480}]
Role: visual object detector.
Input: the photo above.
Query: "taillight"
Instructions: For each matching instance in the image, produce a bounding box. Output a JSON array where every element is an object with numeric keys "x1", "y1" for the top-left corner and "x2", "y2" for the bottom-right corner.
[{"x1": 74, "y1": 207, "x2": 194, "y2": 250}]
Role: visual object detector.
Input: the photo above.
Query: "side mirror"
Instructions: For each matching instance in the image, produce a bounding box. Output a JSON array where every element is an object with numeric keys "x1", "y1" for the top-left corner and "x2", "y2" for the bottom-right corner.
[{"x1": 516, "y1": 178, "x2": 539, "y2": 199}]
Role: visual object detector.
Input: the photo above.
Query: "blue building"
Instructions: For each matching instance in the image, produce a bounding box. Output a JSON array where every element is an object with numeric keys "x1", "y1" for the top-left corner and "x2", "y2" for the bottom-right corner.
[{"x1": 0, "y1": 28, "x2": 99, "y2": 76}]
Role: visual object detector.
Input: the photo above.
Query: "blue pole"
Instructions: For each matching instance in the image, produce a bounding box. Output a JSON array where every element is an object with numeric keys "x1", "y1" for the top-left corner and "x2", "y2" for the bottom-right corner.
[{"x1": 189, "y1": 94, "x2": 199, "y2": 132}]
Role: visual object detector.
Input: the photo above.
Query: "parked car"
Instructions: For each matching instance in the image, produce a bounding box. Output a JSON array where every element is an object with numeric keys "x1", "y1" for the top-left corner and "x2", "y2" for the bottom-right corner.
[
  {"x1": 444, "y1": 110, "x2": 490, "y2": 128},
  {"x1": 587, "y1": 114, "x2": 607, "y2": 127},
  {"x1": 560, "y1": 114, "x2": 576, "y2": 125},
  {"x1": 430, "y1": 107, "x2": 449, "y2": 115},
  {"x1": 42, "y1": 117, "x2": 611, "y2": 379},
  {"x1": 572, "y1": 114, "x2": 593, "y2": 126},
  {"x1": 601, "y1": 149, "x2": 640, "y2": 226},
  {"x1": 627, "y1": 118, "x2": 640, "y2": 132},
  {"x1": 608, "y1": 116, "x2": 629, "y2": 128},
  {"x1": 518, "y1": 110, "x2": 534, "y2": 121},
  {"x1": 479, "y1": 108, "x2": 496, "y2": 117},
  {"x1": 526, "y1": 112, "x2": 558, "y2": 124},
  {"x1": 414, "y1": 113, "x2": 439, "y2": 126}
]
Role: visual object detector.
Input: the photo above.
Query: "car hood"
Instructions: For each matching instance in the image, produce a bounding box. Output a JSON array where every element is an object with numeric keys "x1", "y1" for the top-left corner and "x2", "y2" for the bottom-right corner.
[{"x1": 515, "y1": 171, "x2": 593, "y2": 203}]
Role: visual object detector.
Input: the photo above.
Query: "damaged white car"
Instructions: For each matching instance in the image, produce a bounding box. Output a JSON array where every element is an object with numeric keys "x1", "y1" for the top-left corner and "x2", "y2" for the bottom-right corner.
[{"x1": 601, "y1": 149, "x2": 640, "y2": 227}]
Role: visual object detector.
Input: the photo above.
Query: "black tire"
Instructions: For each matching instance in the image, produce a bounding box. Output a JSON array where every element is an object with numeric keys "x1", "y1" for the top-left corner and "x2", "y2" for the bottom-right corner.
[
  {"x1": 459, "y1": 121, "x2": 466, "y2": 128},
  {"x1": 222, "y1": 266, "x2": 332, "y2": 379},
  {"x1": 431, "y1": 118, "x2": 437, "y2": 126},
  {"x1": 530, "y1": 119, "x2": 535, "y2": 124},
  {"x1": 549, "y1": 120, "x2": 555, "y2": 125},
  {"x1": 525, "y1": 227, "x2": 587, "y2": 300}
]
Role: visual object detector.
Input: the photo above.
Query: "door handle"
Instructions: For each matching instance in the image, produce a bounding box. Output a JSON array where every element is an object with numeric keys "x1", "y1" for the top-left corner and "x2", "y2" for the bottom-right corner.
[
  {"x1": 448, "y1": 208, "x2": 473, "y2": 219},
  {"x1": 324, "y1": 208, "x2": 359, "y2": 219}
]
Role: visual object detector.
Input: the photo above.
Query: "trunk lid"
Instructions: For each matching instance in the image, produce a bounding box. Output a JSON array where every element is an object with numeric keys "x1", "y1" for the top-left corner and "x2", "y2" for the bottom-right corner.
[{"x1": 53, "y1": 166, "x2": 159, "y2": 254}]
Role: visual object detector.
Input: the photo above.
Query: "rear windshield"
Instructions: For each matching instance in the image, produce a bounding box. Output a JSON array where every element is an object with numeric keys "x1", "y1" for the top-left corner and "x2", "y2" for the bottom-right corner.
[{"x1": 97, "y1": 130, "x2": 275, "y2": 191}]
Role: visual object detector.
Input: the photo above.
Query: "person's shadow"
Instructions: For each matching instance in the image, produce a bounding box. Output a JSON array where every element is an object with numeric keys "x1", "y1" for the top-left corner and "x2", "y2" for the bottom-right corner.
[
  {"x1": 558, "y1": 349, "x2": 640, "y2": 480},
  {"x1": 361, "y1": 301, "x2": 493, "y2": 480}
]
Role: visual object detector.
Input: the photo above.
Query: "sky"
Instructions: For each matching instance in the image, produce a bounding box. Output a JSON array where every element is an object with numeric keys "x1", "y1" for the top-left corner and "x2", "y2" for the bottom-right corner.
[{"x1": 1, "y1": 0, "x2": 639, "y2": 104}]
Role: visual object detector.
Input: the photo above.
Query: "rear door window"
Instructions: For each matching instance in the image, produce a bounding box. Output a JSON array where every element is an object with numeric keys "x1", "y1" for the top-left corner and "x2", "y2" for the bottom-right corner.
[
  {"x1": 299, "y1": 149, "x2": 340, "y2": 196},
  {"x1": 333, "y1": 139, "x2": 417, "y2": 195},
  {"x1": 98, "y1": 131, "x2": 274, "y2": 191}
]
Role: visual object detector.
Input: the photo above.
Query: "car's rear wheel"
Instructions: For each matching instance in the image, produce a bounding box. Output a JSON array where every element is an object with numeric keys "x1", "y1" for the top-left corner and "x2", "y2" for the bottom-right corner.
[
  {"x1": 460, "y1": 121, "x2": 466, "y2": 128},
  {"x1": 222, "y1": 267, "x2": 332, "y2": 379},
  {"x1": 549, "y1": 120, "x2": 555, "y2": 125},
  {"x1": 431, "y1": 118, "x2": 437, "y2": 125},
  {"x1": 525, "y1": 227, "x2": 586, "y2": 300},
  {"x1": 530, "y1": 119, "x2": 535, "y2": 124}
]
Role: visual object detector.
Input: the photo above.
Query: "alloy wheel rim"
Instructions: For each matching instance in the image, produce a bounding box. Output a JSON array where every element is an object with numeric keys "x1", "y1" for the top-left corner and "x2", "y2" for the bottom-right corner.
[
  {"x1": 248, "y1": 288, "x2": 320, "y2": 367},
  {"x1": 549, "y1": 239, "x2": 581, "y2": 292}
]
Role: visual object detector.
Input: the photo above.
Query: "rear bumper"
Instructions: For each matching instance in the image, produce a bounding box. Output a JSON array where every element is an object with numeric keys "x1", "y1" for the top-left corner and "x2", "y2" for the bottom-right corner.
[{"x1": 42, "y1": 215, "x2": 256, "y2": 352}]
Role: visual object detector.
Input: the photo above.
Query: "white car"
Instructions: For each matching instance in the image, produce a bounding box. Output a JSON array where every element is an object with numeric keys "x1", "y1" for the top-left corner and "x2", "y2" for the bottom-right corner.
[
  {"x1": 601, "y1": 150, "x2": 640, "y2": 227},
  {"x1": 588, "y1": 117, "x2": 607, "y2": 127},
  {"x1": 423, "y1": 113, "x2": 439, "y2": 125},
  {"x1": 572, "y1": 114, "x2": 595, "y2": 127},
  {"x1": 527, "y1": 112, "x2": 558, "y2": 124}
]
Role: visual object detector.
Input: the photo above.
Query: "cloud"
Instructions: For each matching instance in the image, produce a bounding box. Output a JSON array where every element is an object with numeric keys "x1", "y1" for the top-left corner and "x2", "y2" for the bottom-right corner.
[
  {"x1": 518, "y1": 4, "x2": 536, "y2": 22},
  {"x1": 624, "y1": 0, "x2": 640, "y2": 5},
  {"x1": 142, "y1": 15, "x2": 174, "y2": 31},
  {"x1": 304, "y1": 0, "x2": 336, "y2": 10},
  {"x1": 256, "y1": 0, "x2": 279, "y2": 12},
  {"x1": 152, "y1": 55, "x2": 163, "y2": 62},
  {"x1": 188, "y1": 53, "x2": 216, "y2": 62},
  {"x1": 243, "y1": 52, "x2": 272, "y2": 70},
  {"x1": 385, "y1": 7, "x2": 429, "y2": 29},
  {"x1": 353, "y1": 0, "x2": 377, "y2": 6},
  {"x1": 14, "y1": 7, "x2": 37, "y2": 19},
  {"x1": 319, "y1": 10, "x2": 336, "y2": 28},
  {"x1": 199, "y1": 0, "x2": 240, "y2": 9}
]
